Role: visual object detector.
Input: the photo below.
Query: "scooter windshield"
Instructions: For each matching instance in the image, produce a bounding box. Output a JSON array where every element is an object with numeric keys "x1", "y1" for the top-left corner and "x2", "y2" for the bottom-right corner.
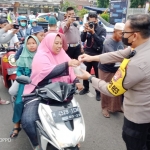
[{"x1": 39, "y1": 82, "x2": 76, "y2": 102}]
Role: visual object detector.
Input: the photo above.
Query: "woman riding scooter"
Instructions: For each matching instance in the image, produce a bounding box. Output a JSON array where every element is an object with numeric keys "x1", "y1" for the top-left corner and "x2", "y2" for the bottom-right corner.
[
  {"x1": 9, "y1": 35, "x2": 40, "y2": 138},
  {"x1": 21, "y1": 33, "x2": 83, "y2": 150}
]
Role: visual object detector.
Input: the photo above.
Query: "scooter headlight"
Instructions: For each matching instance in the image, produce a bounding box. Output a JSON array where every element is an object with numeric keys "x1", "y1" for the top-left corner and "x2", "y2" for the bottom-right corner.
[
  {"x1": 41, "y1": 107, "x2": 56, "y2": 127},
  {"x1": 8, "y1": 54, "x2": 16, "y2": 66}
]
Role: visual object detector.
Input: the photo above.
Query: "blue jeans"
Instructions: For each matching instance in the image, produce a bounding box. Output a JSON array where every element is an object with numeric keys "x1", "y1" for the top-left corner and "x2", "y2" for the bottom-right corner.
[{"x1": 21, "y1": 100, "x2": 40, "y2": 146}]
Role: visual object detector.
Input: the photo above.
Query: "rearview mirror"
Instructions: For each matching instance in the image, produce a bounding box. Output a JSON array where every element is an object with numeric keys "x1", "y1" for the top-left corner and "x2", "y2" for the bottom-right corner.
[{"x1": 16, "y1": 75, "x2": 31, "y2": 84}]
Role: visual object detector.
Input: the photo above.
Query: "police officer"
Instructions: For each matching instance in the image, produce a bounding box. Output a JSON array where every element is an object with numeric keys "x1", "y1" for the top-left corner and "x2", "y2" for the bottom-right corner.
[{"x1": 77, "y1": 14, "x2": 150, "y2": 150}]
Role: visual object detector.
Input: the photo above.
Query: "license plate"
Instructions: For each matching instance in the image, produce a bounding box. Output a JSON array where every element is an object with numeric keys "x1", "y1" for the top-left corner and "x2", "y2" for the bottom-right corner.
[
  {"x1": 7, "y1": 68, "x2": 17, "y2": 75},
  {"x1": 52, "y1": 107, "x2": 81, "y2": 123}
]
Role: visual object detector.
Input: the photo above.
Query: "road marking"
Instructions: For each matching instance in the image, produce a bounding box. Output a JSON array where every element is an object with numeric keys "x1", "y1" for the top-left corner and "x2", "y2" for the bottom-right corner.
[{"x1": 87, "y1": 92, "x2": 95, "y2": 97}]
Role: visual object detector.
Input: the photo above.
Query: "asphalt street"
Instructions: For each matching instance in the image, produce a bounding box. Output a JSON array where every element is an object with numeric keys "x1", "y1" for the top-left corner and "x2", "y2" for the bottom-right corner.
[{"x1": 0, "y1": 78, "x2": 126, "y2": 150}]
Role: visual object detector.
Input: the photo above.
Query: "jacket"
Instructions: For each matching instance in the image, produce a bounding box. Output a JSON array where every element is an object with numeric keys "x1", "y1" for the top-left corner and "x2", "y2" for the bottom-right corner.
[{"x1": 81, "y1": 25, "x2": 106, "y2": 55}]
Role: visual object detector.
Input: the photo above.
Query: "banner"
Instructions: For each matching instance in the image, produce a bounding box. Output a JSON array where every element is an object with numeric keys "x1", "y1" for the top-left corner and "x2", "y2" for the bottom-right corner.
[{"x1": 109, "y1": 0, "x2": 128, "y2": 25}]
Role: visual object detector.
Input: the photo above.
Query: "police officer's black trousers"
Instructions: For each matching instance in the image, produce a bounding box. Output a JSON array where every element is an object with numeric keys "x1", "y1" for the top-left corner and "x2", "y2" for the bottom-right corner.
[
  {"x1": 83, "y1": 61, "x2": 100, "y2": 94},
  {"x1": 66, "y1": 45, "x2": 81, "y2": 59},
  {"x1": 122, "y1": 117, "x2": 150, "y2": 150}
]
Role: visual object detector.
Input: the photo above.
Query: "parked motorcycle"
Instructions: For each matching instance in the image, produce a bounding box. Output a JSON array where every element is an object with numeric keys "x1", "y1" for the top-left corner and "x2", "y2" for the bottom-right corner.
[
  {"x1": 0, "y1": 46, "x2": 17, "y2": 107},
  {"x1": 16, "y1": 75, "x2": 85, "y2": 150}
]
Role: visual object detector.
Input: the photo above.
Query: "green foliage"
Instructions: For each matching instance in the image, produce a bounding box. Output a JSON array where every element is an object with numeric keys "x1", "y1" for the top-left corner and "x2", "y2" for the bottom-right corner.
[
  {"x1": 130, "y1": 0, "x2": 147, "y2": 8},
  {"x1": 100, "y1": 13, "x2": 109, "y2": 22},
  {"x1": 61, "y1": 0, "x2": 78, "y2": 13},
  {"x1": 77, "y1": 8, "x2": 88, "y2": 18},
  {"x1": 97, "y1": 0, "x2": 109, "y2": 8}
]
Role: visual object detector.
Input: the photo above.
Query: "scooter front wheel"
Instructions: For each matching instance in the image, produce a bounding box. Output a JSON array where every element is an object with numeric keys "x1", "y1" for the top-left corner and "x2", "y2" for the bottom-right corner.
[
  {"x1": 46, "y1": 144, "x2": 58, "y2": 150},
  {"x1": 46, "y1": 144, "x2": 79, "y2": 150},
  {"x1": 64, "y1": 146, "x2": 79, "y2": 150}
]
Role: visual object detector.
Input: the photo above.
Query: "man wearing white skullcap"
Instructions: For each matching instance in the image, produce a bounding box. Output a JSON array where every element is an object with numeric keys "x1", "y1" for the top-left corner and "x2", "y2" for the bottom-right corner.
[{"x1": 98, "y1": 22, "x2": 125, "y2": 118}]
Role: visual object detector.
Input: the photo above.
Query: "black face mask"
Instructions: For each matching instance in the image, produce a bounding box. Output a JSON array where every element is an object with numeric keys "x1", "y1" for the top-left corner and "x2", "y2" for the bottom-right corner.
[
  {"x1": 94, "y1": 23, "x2": 97, "y2": 28},
  {"x1": 122, "y1": 34, "x2": 134, "y2": 46}
]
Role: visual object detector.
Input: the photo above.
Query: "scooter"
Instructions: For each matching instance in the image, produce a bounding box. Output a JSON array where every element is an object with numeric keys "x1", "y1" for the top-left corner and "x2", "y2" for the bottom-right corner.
[
  {"x1": 16, "y1": 75, "x2": 85, "y2": 150},
  {"x1": 0, "y1": 45, "x2": 17, "y2": 107}
]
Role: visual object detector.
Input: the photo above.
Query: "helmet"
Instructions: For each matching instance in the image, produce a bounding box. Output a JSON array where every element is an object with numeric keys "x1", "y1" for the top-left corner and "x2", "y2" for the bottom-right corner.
[
  {"x1": 30, "y1": 19, "x2": 37, "y2": 26},
  {"x1": 17, "y1": 16, "x2": 27, "y2": 26}
]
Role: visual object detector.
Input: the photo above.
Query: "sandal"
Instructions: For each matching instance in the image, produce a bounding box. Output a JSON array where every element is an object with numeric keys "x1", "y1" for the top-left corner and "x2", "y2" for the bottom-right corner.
[
  {"x1": 10, "y1": 128, "x2": 21, "y2": 138},
  {"x1": 102, "y1": 109, "x2": 110, "y2": 118},
  {"x1": 0, "y1": 99, "x2": 10, "y2": 105}
]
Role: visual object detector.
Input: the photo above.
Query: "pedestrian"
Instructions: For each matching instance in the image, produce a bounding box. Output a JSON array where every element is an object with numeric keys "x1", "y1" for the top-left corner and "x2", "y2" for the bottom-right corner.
[
  {"x1": 79, "y1": 13, "x2": 106, "y2": 101},
  {"x1": 9, "y1": 35, "x2": 40, "y2": 138},
  {"x1": 58, "y1": 13, "x2": 67, "y2": 34},
  {"x1": 77, "y1": 14, "x2": 150, "y2": 150},
  {"x1": 7, "y1": 10, "x2": 15, "y2": 23},
  {"x1": 28, "y1": 11, "x2": 35, "y2": 20},
  {"x1": 54, "y1": 13, "x2": 58, "y2": 21},
  {"x1": 61, "y1": 7, "x2": 81, "y2": 59},
  {"x1": 98, "y1": 23, "x2": 125, "y2": 117},
  {"x1": 45, "y1": 16, "x2": 68, "y2": 51}
]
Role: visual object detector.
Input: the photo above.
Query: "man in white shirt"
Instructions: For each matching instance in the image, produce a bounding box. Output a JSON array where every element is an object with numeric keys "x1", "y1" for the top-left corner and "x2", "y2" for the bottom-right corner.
[
  {"x1": 29, "y1": 11, "x2": 35, "y2": 20},
  {"x1": 0, "y1": 18, "x2": 19, "y2": 105},
  {"x1": 0, "y1": 18, "x2": 19, "y2": 48}
]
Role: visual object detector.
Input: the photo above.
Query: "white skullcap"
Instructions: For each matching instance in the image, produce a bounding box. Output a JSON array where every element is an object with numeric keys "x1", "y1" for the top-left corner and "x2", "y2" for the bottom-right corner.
[{"x1": 114, "y1": 23, "x2": 125, "y2": 31}]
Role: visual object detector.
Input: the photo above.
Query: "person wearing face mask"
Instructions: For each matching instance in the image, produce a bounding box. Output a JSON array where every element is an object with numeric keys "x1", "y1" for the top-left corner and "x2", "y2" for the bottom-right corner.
[
  {"x1": 16, "y1": 16, "x2": 29, "y2": 44},
  {"x1": 27, "y1": 19, "x2": 37, "y2": 35},
  {"x1": 79, "y1": 13, "x2": 106, "y2": 101},
  {"x1": 28, "y1": 19, "x2": 37, "y2": 28},
  {"x1": 77, "y1": 14, "x2": 150, "y2": 150}
]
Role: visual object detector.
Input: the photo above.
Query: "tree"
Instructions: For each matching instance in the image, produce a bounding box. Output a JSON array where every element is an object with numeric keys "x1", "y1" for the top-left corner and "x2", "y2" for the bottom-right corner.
[
  {"x1": 130, "y1": 0, "x2": 146, "y2": 8},
  {"x1": 77, "y1": 8, "x2": 88, "y2": 18},
  {"x1": 101, "y1": 13, "x2": 109, "y2": 22},
  {"x1": 97, "y1": 0, "x2": 109, "y2": 8},
  {"x1": 61, "y1": 0, "x2": 78, "y2": 13}
]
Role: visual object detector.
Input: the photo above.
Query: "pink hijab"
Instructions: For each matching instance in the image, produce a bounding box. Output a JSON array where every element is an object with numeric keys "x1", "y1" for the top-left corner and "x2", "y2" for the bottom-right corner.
[{"x1": 23, "y1": 33, "x2": 76, "y2": 94}]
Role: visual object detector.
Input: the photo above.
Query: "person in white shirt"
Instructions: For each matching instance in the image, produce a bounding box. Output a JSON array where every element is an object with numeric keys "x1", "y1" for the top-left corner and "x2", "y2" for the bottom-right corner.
[
  {"x1": 0, "y1": 18, "x2": 19, "y2": 48},
  {"x1": 29, "y1": 11, "x2": 35, "y2": 20}
]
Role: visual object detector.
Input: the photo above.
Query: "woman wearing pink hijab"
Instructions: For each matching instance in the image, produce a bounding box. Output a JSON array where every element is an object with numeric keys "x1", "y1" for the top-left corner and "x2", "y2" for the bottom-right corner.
[{"x1": 21, "y1": 33, "x2": 83, "y2": 149}]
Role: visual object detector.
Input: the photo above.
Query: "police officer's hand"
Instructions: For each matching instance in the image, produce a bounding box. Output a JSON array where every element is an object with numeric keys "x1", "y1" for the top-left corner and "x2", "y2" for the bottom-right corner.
[
  {"x1": 75, "y1": 69, "x2": 91, "y2": 80},
  {"x1": 76, "y1": 83, "x2": 84, "y2": 91},
  {"x1": 78, "y1": 54, "x2": 93, "y2": 62},
  {"x1": 67, "y1": 16, "x2": 75, "y2": 24},
  {"x1": 68, "y1": 59, "x2": 80, "y2": 67}
]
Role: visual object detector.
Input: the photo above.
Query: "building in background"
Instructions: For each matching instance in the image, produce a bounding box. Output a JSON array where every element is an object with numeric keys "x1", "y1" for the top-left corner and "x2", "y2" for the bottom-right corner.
[
  {"x1": 109, "y1": 0, "x2": 128, "y2": 25},
  {"x1": 0, "y1": 0, "x2": 61, "y2": 15}
]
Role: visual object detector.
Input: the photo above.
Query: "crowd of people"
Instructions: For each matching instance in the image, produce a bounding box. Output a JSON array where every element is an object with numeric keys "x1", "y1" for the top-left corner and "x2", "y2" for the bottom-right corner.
[{"x1": 0, "y1": 6, "x2": 150, "y2": 150}]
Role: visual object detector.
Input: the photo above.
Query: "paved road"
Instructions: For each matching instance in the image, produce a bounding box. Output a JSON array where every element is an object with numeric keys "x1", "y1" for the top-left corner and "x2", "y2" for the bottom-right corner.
[{"x1": 0, "y1": 78, "x2": 126, "y2": 150}]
